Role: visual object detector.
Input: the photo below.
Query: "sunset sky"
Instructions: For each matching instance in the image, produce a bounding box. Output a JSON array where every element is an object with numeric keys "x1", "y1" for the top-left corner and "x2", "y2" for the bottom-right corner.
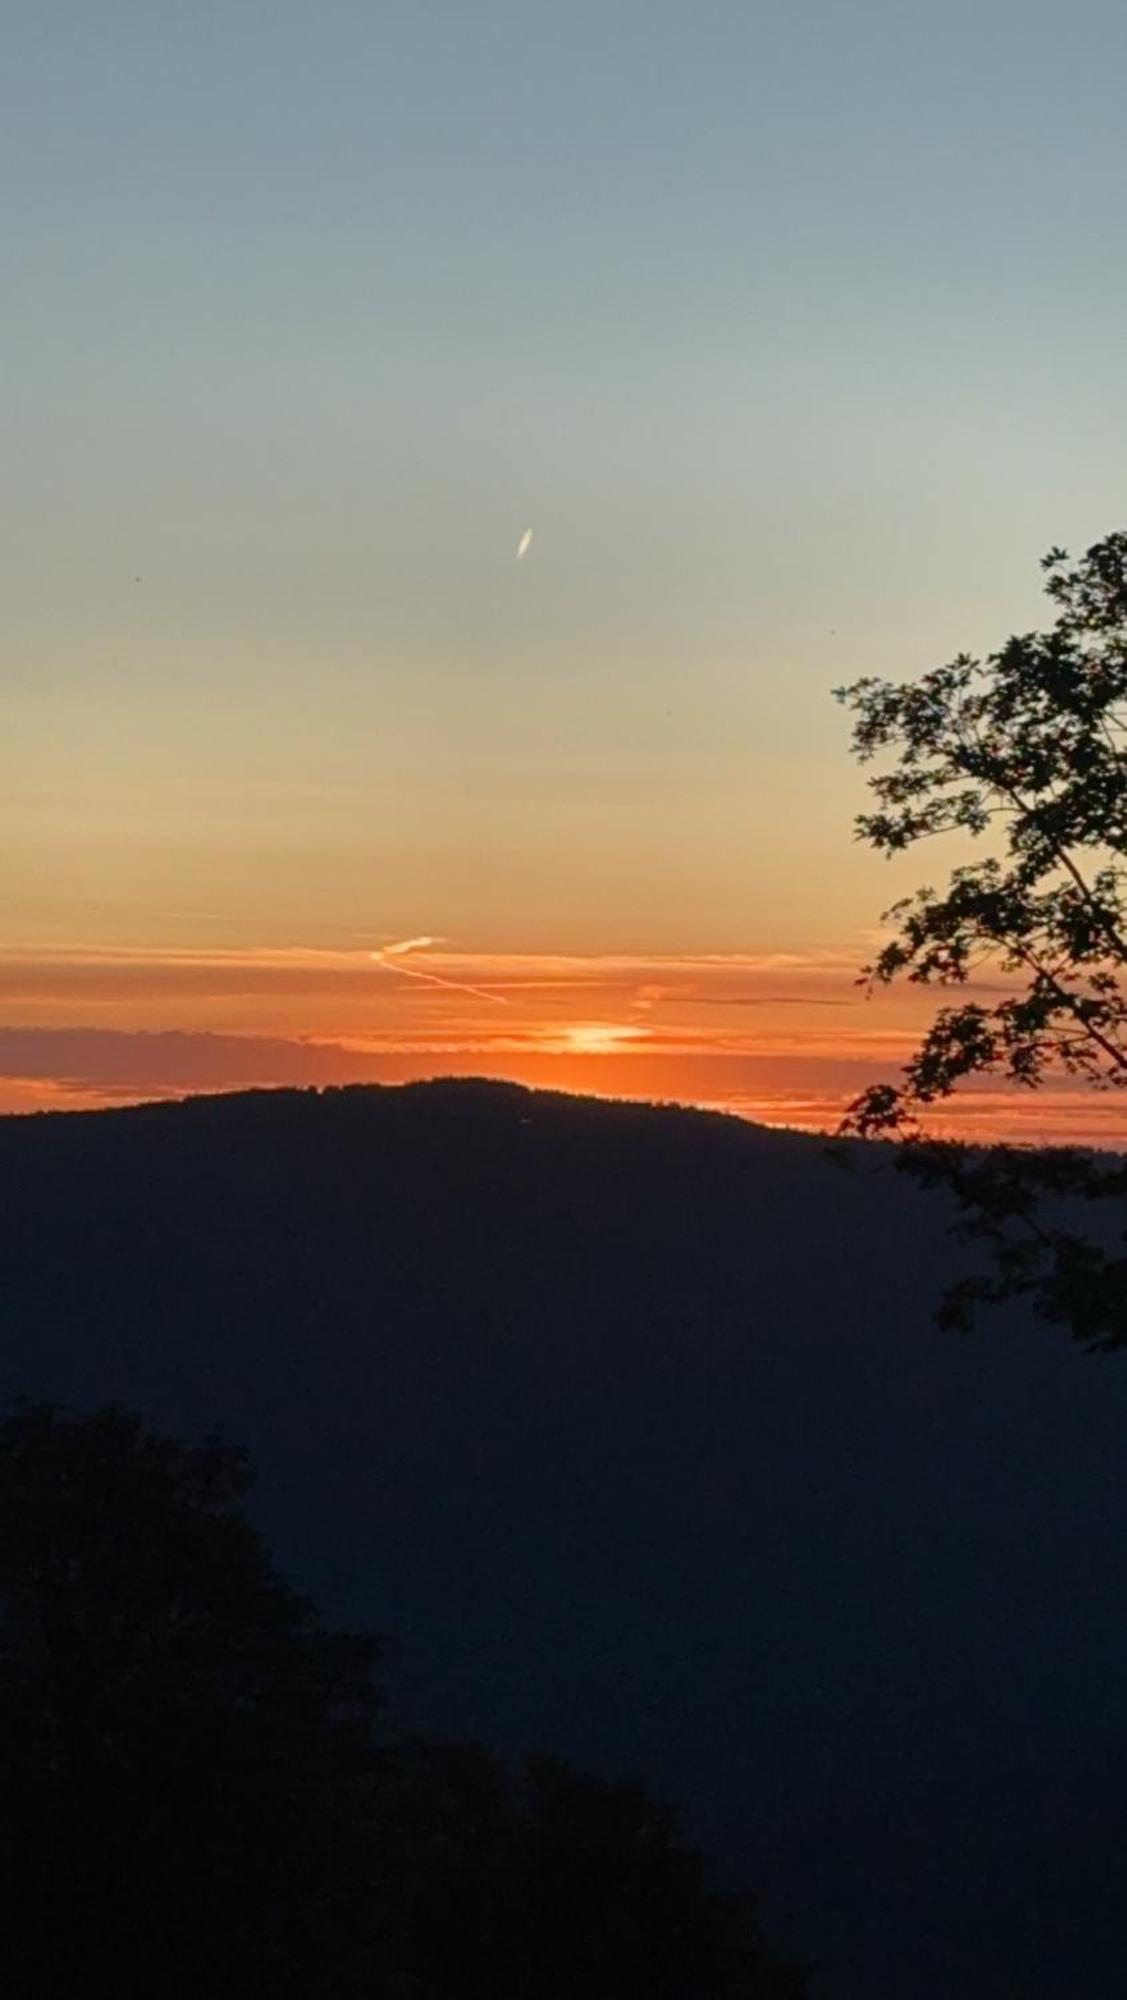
[{"x1": 4, "y1": 0, "x2": 1126, "y2": 1138}]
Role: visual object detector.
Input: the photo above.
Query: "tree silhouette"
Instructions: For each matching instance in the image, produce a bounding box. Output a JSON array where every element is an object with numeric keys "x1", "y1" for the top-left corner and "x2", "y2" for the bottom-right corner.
[
  {"x1": 836, "y1": 533, "x2": 1127, "y2": 1346},
  {"x1": 0, "y1": 1403, "x2": 808, "y2": 1998},
  {"x1": 377, "y1": 1737, "x2": 810, "y2": 1999},
  {"x1": 0, "y1": 1401, "x2": 386, "y2": 1997}
]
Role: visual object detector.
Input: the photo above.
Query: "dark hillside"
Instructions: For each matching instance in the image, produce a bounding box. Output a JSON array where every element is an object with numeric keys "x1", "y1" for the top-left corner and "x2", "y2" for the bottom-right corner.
[{"x1": 2, "y1": 1080, "x2": 1125, "y2": 1996}]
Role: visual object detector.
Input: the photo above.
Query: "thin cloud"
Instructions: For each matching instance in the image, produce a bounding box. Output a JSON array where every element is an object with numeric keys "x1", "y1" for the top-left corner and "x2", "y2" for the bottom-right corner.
[
  {"x1": 369, "y1": 937, "x2": 510, "y2": 1006},
  {"x1": 0, "y1": 1025, "x2": 1117, "y2": 1146}
]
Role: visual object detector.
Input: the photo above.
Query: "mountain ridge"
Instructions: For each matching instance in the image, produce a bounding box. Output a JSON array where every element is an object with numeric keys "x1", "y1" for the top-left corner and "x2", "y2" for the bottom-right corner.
[{"x1": 1, "y1": 1078, "x2": 1124, "y2": 1996}]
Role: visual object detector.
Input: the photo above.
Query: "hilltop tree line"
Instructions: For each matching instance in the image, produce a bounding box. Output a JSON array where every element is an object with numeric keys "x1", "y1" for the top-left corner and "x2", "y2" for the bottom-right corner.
[{"x1": 0, "y1": 1401, "x2": 808, "y2": 1999}]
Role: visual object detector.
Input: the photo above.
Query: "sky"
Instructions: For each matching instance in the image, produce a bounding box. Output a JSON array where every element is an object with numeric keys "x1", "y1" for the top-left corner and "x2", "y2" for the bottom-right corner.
[{"x1": 3, "y1": 0, "x2": 1125, "y2": 1137}]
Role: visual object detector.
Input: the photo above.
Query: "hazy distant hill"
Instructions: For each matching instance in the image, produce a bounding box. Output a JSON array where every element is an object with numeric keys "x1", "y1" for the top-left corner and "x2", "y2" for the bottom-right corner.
[{"x1": 1, "y1": 1079, "x2": 1125, "y2": 1997}]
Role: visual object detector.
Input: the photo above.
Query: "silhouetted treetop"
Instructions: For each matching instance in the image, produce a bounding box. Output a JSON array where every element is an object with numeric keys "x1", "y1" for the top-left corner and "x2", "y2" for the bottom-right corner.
[
  {"x1": 0, "y1": 1402, "x2": 808, "y2": 1999},
  {"x1": 0, "y1": 1400, "x2": 381, "y2": 1740},
  {"x1": 378, "y1": 1737, "x2": 810, "y2": 1999},
  {"x1": 836, "y1": 533, "x2": 1127, "y2": 1346},
  {"x1": 0, "y1": 1402, "x2": 385, "y2": 1998}
]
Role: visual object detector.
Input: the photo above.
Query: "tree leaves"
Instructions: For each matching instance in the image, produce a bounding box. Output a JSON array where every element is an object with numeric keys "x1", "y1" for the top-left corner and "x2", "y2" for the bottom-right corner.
[
  {"x1": 835, "y1": 535, "x2": 1127, "y2": 1347},
  {"x1": 0, "y1": 1404, "x2": 809, "y2": 1997}
]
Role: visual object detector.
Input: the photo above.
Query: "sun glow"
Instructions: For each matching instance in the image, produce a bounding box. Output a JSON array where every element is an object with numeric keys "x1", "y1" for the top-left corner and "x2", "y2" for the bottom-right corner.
[{"x1": 561, "y1": 1022, "x2": 649, "y2": 1055}]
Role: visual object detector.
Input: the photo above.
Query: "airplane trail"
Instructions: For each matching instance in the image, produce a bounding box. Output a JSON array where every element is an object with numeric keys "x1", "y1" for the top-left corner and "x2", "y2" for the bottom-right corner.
[{"x1": 370, "y1": 941, "x2": 510, "y2": 1006}]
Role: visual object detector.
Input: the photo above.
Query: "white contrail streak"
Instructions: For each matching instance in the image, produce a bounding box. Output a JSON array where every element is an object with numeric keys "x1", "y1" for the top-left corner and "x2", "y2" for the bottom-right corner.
[
  {"x1": 370, "y1": 939, "x2": 509, "y2": 1006},
  {"x1": 516, "y1": 527, "x2": 534, "y2": 560},
  {"x1": 380, "y1": 935, "x2": 442, "y2": 958}
]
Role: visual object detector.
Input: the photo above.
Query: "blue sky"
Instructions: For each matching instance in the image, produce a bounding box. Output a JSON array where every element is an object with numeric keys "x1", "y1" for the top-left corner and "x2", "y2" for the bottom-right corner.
[{"x1": 2, "y1": 0, "x2": 1125, "y2": 984}]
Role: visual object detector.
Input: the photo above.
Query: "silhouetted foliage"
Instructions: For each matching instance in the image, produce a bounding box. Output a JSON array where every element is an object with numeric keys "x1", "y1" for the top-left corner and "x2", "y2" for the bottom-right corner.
[
  {"x1": 0, "y1": 1402, "x2": 386, "y2": 1997},
  {"x1": 381, "y1": 1738, "x2": 810, "y2": 1999},
  {"x1": 836, "y1": 533, "x2": 1127, "y2": 1347},
  {"x1": 0, "y1": 1401, "x2": 807, "y2": 1999}
]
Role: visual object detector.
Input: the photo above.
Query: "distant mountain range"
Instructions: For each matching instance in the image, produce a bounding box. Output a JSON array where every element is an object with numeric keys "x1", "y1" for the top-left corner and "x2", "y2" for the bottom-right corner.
[{"x1": 2, "y1": 1079, "x2": 1125, "y2": 1997}]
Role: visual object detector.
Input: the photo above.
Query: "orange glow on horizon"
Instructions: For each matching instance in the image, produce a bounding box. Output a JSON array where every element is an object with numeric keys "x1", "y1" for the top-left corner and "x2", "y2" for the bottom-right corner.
[{"x1": 0, "y1": 940, "x2": 1121, "y2": 1149}]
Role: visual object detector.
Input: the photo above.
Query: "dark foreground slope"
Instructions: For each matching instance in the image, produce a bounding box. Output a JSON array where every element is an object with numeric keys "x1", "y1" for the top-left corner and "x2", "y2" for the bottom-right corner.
[{"x1": 1, "y1": 1080, "x2": 1125, "y2": 1997}]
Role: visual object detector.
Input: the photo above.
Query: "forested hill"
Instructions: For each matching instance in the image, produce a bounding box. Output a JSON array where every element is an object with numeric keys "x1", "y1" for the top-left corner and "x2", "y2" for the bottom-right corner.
[{"x1": 2, "y1": 1079, "x2": 1126, "y2": 1998}]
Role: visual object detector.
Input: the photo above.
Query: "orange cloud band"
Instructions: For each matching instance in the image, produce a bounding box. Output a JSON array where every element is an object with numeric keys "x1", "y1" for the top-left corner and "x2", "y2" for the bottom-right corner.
[{"x1": 0, "y1": 942, "x2": 1120, "y2": 1146}]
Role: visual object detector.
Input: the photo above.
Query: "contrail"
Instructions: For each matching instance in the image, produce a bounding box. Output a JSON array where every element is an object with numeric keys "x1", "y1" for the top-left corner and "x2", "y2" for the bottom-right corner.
[
  {"x1": 516, "y1": 527, "x2": 534, "y2": 560},
  {"x1": 370, "y1": 939, "x2": 509, "y2": 1006},
  {"x1": 380, "y1": 935, "x2": 442, "y2": 958}
]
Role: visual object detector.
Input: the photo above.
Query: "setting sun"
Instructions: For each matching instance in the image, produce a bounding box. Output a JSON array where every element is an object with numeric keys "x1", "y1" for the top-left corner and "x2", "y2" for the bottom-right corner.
[{"x1": 560, "y1": 1023, "x2": 650, "y2": 1055}]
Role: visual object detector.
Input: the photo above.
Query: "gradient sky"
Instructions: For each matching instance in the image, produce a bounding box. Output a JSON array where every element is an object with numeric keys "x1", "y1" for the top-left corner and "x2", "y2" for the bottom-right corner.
[{"x1": 3, "y1": 0, "x2": 1126, "y2": 1133}]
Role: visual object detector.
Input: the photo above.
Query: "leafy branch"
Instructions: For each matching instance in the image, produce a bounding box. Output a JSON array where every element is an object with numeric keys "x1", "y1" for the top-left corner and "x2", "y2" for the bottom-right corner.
[{"x1": 834, "y1": 534, "x2": 1127, "y2": 1348}]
